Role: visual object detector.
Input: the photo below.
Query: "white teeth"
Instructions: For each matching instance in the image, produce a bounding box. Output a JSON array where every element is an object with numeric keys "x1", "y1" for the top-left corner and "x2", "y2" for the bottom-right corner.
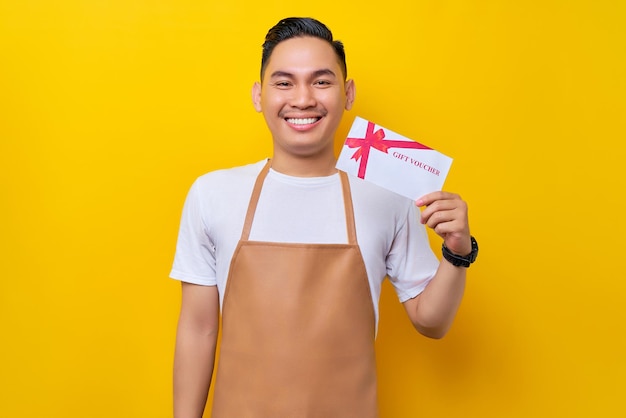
[{"x1": 286, "y1": 118, "x2": 317, "y2": 125}]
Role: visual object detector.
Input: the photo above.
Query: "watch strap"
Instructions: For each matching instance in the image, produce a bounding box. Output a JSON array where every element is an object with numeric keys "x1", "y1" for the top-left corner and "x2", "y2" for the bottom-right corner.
[{"x1": 442, "y1": 236, "x2": 478, "y2": 268}]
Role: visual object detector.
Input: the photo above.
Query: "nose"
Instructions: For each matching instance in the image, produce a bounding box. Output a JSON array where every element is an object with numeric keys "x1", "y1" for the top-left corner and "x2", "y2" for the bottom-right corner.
[{"x1": 289, "y1": 84, "x2": 317, "y2": 109}]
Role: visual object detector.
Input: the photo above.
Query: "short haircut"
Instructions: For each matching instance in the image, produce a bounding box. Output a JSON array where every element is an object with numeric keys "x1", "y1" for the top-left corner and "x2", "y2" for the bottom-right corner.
[{"x1": 260, "y1": 17, "x2": 347, "y2": 81}]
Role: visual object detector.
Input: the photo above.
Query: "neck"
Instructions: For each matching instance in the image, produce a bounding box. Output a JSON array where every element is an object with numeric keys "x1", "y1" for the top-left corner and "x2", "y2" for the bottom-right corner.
[{"x1": 270, "y1": 152, "x2": 338, "y2": 177}]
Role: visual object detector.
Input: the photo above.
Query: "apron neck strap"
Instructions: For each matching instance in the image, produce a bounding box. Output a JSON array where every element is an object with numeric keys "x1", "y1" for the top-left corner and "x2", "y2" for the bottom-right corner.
[
  {"x1": 339, "y1": 169, "x2": 358, "y2": 245},
  {"x1": 240, "y1": 159, "x2": 358, "y2": 245},
  {"x1": 241, "y1": 160, "x2": 271, "y2": 241}
]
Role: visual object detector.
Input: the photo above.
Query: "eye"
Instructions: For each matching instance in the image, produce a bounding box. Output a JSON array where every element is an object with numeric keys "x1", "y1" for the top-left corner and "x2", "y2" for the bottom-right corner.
[
  {"x1": 272, "y1": 81, "x2": 292, "y2": 89},
  {"x1": 314, "y1": 79, "x2": 332, "y2": 87}
]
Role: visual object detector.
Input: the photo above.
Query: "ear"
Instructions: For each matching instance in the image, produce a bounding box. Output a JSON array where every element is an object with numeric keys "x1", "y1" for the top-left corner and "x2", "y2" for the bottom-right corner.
[
  {"x1": 251, "y1": 82, "x2": 262, "y2": 112},
  {"x1": 344, "y1": 79, "x2": 356, "y2": 111}
]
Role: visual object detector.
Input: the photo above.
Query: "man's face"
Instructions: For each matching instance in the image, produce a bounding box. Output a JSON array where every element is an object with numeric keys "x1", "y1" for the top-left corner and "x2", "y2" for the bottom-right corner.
[{"x1": 252, "y1": 36, "x2": 355, "y2": 160}]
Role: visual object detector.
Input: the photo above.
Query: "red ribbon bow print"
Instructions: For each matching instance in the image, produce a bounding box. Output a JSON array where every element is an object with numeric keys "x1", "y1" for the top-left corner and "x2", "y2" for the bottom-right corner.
[{"x1": 345, "y1": 121, "x2": 432, "y2": 179}]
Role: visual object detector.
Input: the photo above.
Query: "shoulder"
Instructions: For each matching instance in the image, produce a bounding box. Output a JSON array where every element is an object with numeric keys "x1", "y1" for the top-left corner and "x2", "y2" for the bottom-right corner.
[
  {"x1": 182, "y1": 160, "x2": 267, "y2": 232},
  {"x1": 195, "y1": 159, "x2": 266, "y2": 185},
  {"x1": 191, "y1": 160, "x2": 267, "y2": 196}
]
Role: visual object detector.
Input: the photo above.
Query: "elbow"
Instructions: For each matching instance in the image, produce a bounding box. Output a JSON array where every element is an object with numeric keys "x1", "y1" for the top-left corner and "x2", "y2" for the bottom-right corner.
[
  {"x1": 419, "y1": 327, "x2": 448, "y2": 340},
  {"x1": 404, "y1": 295, "x2": 458, "y2": 340},
  {"x1": 412, "y1": 320, "x2": 452, "y2": 340},
  {"x1": 415, "y1": 326, "x2": 448, "y2": 340}
]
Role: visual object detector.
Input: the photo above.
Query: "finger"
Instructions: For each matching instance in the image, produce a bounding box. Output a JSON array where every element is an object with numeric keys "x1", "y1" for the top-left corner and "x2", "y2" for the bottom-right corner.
[
  {"x1": 424, "y1": 208, "x2": 459, "y2": 230},
  {"x1": 420, "y1": 199, "x2": 464, "y2": 224},
  {"x1": 433, "y1": 218, "x2": 468, "y2": 237},
  {"x1": 416, "y1": 191, "x2": 460, "y2": 207}
]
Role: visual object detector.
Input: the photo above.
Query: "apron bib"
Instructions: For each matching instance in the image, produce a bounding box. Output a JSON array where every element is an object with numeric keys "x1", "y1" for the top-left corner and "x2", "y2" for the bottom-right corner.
[{"x1": 211, "y1": 161, "x2": 379, "y2": 418}]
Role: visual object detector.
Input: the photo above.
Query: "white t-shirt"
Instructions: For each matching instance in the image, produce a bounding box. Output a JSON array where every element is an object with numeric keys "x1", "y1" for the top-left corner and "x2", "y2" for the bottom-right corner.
[{"x1": 170, "y1": 160, "x2": 439, "y2": 326}]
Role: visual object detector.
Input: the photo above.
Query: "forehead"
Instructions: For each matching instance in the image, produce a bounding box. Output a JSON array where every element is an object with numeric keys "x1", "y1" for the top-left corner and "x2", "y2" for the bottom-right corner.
[{"x1": 264, "y1": 36, "x2": 341, "y2": 77}]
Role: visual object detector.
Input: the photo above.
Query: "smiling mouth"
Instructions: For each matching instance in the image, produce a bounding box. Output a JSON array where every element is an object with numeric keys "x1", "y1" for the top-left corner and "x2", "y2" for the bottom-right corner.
[{"x1": 285, "y1": 117, "x2": 321, "y2": 125}]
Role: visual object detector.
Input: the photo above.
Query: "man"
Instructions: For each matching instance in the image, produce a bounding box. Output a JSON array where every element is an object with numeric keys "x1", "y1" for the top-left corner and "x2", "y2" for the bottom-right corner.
[{"x1": 171, "y1": 17, "x2": 478, "y2": 418}]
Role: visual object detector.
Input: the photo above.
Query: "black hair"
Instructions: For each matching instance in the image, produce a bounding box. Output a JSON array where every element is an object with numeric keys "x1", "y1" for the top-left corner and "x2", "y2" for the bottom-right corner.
[{"x1": 260, "y1": 17, "x2": 347, "y2": 81}]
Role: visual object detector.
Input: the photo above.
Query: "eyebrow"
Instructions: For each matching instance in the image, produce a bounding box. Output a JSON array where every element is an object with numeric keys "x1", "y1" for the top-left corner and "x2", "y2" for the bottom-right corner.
[{"x1": 269, "y1": 68, "x2": 337, "y2": 80}]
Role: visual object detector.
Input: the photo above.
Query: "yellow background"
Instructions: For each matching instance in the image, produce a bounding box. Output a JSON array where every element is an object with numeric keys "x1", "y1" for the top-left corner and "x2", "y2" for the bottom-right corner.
[{"x1": 1, "y1": 1, "x2": 625, "y2": 417}]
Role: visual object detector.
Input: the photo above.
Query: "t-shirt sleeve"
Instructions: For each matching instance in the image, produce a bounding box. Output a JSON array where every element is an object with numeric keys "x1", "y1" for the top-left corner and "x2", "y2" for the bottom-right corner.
[
  {"x1": 386, "y1": 202, "x2": 440, "y2": 302},
  {"x1": 169, "y1": 180, "x2": 217, "y2": 286}
]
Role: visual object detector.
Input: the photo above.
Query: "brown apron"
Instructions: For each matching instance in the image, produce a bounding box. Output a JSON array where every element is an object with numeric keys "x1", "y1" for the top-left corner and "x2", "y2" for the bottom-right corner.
[{"x1": 211, "y1": 161, "x2": 379, "y2": 418}]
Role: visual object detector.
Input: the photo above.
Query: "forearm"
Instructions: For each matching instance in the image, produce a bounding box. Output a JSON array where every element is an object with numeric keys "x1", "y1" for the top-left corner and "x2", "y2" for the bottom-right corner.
[
  {"x1": 173, "y1": 324, "x2": 218, "y2": 418},
  {"x1": 404, "y1": 259, "x2": 466, "y2": 339}
]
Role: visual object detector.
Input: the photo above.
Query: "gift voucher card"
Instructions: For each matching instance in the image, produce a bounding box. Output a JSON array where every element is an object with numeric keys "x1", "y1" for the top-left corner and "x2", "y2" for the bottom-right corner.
[{"x1": 336, "y1": 116, "x2": 453, "y2": 201}]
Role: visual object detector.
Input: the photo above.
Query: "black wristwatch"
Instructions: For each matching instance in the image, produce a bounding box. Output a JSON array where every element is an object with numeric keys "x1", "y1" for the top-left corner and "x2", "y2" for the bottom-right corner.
[{"x1": 442, "y1": 236, "x2": 478, "y2": 268}]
